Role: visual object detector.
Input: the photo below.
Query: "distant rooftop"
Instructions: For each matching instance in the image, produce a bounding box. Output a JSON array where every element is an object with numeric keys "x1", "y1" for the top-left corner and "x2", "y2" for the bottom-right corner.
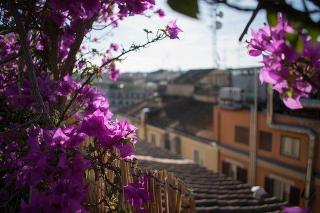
[
  {"x1": 135, "y1": 142, "x2": 285, "y2": 213},
  {"x1": 170, "y1": 69, "x2": 214, "y2": 84},
  {"x1": 117, "y1": 95, "x2": 213, "y2": 140}
]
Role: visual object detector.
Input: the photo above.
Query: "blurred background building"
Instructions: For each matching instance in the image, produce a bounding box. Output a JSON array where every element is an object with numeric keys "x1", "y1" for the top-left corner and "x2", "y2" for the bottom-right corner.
[{"x1": 102, "y1": 66, "x2": 320, "y2": 211}]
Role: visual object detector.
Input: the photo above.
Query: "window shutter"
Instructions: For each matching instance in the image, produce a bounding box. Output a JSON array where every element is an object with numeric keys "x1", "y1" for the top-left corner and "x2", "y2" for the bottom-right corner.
[
  {"x1": 264, "y1": 177, "x2": 274, "y2": 195},
  {"x1": 164, "y1": 135, "x2": 170, "y2": 150},
  {"x1": 259, "y1": 131, "x2": 272, "y2": 151},
  {"x1": 222, "y1": 161, "x2": 230, "y2": 176},
  {"x1": 236, "y1": 167, "x2": 248, "y2": 183},
  {"x1": 160, "y1": 134, "x2": 165, "y2": 148},
  {"x1": 289, "y1": 186, "x2": 301, "y2": 205},
  {"x1": 235, "y1": 126, "x2": 249, "y2": 145},
  {"x1": 161, "y1": 133, "x2": 170, "y2": 150},
  {"x1": 193, "y1": 150, "x2": 199, "y2": 164},
  {"x1": 175, "y1": 138, "x2": 181, "y2": 154},
  {"x1": 241, "y1": 168, "x2": 247, "y2": 183}
]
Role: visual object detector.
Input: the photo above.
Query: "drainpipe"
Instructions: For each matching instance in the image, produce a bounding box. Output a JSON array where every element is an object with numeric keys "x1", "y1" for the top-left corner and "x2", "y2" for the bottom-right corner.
[
  {"x1": 249, "y1": 70, "x2": 258, "y2": 185},
  {"x1": 300, "y1": 98, "x2": 320, "y2": 109},
  {"x1": 141, "y1": 108, "x2": 150, "y2": 143},
  {"x1": 267, "y1": 86, "x2": 317, "y2": 208}
]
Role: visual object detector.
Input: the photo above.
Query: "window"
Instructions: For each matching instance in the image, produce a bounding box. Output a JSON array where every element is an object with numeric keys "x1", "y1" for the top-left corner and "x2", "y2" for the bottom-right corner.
[
  {"x1": 222, "y1": 161, "x2": 247, "y2": 183},
  {"x1": 193, "y1": 150, "x2": 204, "y2": 165},
  {"x1": 264, "y1": 176, "x2": 300, "y2": 205},
  {"x1": 281, "y1": 136, "x2": 300, "y2": 159},
  {"x1": 273, "y1": 178, "x2": 290, "y2": 201},
  {"x1": 236, "y1": 167, "x2": 248, "y2": 183},
  {"x1": 235, "y1": 126, "x2": 249, "y2": 145},
  {"x1": 222, "y1": 161, "x2": 236, "y2": 179},
  {"x1": 259, "y1": 131, "x2": 272, "y2": 151},
  {"x1": 150, "y1": 133, "x2": 156, "y2": 145},
  {"x1": 171, "y1": 137, "x2": 181, "y2": 154},
  {"x1": 161, "y1": 133, "x2": 170, "y2": 150}
]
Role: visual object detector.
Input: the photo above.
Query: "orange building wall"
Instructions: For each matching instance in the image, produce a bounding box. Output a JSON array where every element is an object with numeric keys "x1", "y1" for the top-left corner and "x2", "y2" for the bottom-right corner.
[
  {"x1": 219, "y1": 152, "x2": 249, "y2": 177},
  {"x1": 256, "y1": 165, "x2": 305, "y2": 206},
  {"x1": 213, "y1": 107, "x2": 319, "y2": 171},
  {"x1": 213, "y1": 106, "x2": 320, "y2": 211},
  {"x1": 314, "y1": 184, "x2": 320, "y2": 213}
]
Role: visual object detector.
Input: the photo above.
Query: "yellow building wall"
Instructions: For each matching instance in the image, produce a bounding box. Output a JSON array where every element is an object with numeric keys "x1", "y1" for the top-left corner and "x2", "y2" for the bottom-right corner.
[{"x1": 144, "y1": 125, "x2": 218, "y2": 172}]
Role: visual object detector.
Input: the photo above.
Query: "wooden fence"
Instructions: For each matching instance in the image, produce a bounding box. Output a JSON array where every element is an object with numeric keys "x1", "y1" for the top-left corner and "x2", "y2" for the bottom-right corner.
[{"x1": 84, "y1": 155, "x2": 196, "y2": 213}]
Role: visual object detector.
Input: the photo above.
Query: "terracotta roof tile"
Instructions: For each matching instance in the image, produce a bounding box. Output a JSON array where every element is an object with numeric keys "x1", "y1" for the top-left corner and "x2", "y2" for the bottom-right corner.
[
  {"x1": 118, "y1": 95, "x2": 214, "y2": 140},
  {"x1": 170, "y1": 69, "x2": 214, "y2": 84},
  {"x1": 135, "y1": 142, "x2": 285, "y2": 213}
]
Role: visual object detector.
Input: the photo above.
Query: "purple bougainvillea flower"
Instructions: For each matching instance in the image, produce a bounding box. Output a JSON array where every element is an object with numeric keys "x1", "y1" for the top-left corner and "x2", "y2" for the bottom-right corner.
[
  {"x1": 155, "y1": 9, "x2": 165, "y2": 18},
  {"x1": 108, "y1": 62, "x2": 120, "y2": 81},
  {"x1": 36, "y1": 43, "x2": 44, "y2": 50},
  {"x1": 53, "y1": 128, "x2": 70, "y2": 145},
  {"x1": 116, "y1": 0, "x2": 155, "y2": 16},
  {"x1": 49, "y1": 0, "x2": 100, "y2": 21},
  {"x1": 80, "y1": 115, "x2": 106, "y2": 137},
  {"x1": 166, "y1": 20, "x2": 183, "y2": 39},
  {"x1": 259, "y1": 67, "x2": 284, "y2": 85},
  {"x1": 124, "y1": 175, "x2": 151, "y2": 208},
  {"x1": 282, "y1": 95, "x2": 303, "y2": 109},
  {"x1": 247, "y1": 14, "x2": 319, "y2": 109},
  {"x1": 116, "y1": 142, "x2": 135, "y2": 159},
  {"x1": 283, "y1": 206, "x2": 311, "y2": 213},
  {"x1": 110, "y1": 43, "x2": 119, "y2": 51}
]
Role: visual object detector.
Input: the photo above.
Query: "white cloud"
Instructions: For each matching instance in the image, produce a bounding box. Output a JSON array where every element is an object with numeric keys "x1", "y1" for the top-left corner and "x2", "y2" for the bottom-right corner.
[{"x1": 91, "y1": 0, "x2": 266, "y2": 72}]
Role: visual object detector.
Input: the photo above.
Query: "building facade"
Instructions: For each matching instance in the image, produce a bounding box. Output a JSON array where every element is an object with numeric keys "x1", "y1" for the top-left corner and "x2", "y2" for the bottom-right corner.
[
  {"x1": 166, "y1": 68, "x2": 229, "y2": 103},
  {"x1": 117, "y1": 96, "x2": 219, "y2": 172},
  {"x1": 213, "y1": 106, "x2": 320, "y2": 211}
]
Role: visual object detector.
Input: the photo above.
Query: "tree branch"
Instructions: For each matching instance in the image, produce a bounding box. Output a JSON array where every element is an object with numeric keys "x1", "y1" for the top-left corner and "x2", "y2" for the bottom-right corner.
[
  {"x1": 8, "y1": 1, "x2": 55, "y2": 129},
  {"x1": 0, "y1": 53, "x2": 20, "y2": 66},
  {"x1": 258, "y1": 0, "x2": 320, "y2": 30},
  {"x1": 100, "y1": 32, "x2": 167, "y2": 69},
  {"x1": 61, "y1": 17, "x2": 96, "y2": 76},
  {"x1": 56, "y1": 72, "x2": 95, "y2": 126},
  {"x1": 213, "y1": 0, "x2": 256, "y2": 11},
  {"x1": 295, "y1": 65, "x2": 320, "y2": 93},
  {"x1": 46, "y1": 21, "x2": 60, "y2": 79},
  {"x1": 239, "y1": 2, "x2": 261, "y2": 41}
]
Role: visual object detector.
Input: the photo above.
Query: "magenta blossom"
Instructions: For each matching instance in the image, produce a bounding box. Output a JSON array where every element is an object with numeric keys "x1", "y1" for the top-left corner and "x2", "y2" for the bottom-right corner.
[
  {"x1": 108, "y1": 62, "x2": 120, "y2": 81},
  {"x1": 166, "y1": 20, "x2": 183, "y2": 39},
  {"x1": 110, "y1": 43, "x2": 120, "y2": 51},
  {"x1": 248, "y1": 15, "x2": 318, "y2": 109},
  {"x1": 283, "y1": 206, "x2": 311, "y2": 213},
  {"x1": 124, "y1": 175, "x2": 151, "y2": 209},
  {"x1": 155, "y1": 9, "x2": 165, "y2": 18}
]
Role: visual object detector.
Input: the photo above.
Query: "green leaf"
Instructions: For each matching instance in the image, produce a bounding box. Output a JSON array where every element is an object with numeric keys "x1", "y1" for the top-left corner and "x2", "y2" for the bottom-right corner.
[
  {"x1": 167, "y1": 0, "x2": 199, "y2": 19},
  {"x1": 285, "y1": 33, "x2": 303, "y2": 53},
  {"x1": 295, "y1": 35, "x2": 303, "y2": 52},
  {"x1": 143, "y1": 29, "x2": 152, "y2": 34},
  {"x1": 266, "y1": 11, "x2": 277, "y2": 26},
  {"x1": 307, "y1": 26, "x2": 320, "y2": 43}
]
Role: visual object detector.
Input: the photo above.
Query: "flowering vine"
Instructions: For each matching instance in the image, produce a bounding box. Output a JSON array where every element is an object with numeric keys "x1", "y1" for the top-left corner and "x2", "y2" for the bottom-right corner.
[
  {"x1": 0, "y1": 0, "x2": 182, "y2": 212},
  {"x1": 247, "y1": 15, "x2": 320, "y2": 109}
]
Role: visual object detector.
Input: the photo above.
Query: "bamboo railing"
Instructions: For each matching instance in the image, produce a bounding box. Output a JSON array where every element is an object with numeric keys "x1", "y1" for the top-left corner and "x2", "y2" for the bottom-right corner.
[{"x1": 83, "y1": 150, "x2": 196, "y2": 213}]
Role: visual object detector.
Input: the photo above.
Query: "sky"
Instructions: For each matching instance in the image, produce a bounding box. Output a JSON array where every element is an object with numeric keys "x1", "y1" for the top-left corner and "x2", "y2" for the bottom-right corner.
[{"x1": 92, "y1": 0, "x2": 267, "y2": 72}]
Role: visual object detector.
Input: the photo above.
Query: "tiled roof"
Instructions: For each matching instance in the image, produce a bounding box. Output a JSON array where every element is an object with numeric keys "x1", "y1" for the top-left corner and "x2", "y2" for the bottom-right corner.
[
  {"x1": 135, "y1": 142, "x2": 286, "y2": 213},
  {"x1": 170, "y1": 69, "x2": 214, "y2": 84},
  {"x1": 116, "y1": 95, "x2": 213, "y2": 140}
]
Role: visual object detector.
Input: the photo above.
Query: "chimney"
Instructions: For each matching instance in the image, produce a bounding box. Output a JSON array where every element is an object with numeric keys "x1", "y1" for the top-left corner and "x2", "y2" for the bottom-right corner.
[{"x1": 140, "y1": 108, "x2": 150, "y2": 142}]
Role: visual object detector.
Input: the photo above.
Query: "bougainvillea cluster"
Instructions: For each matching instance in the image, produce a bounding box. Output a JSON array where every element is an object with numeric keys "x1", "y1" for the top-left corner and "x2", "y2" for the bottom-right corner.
[
  {"x1": 283, "y1": 206, "x2": 311, "y2": 213},
  {"x1": 0, "y1": 0, "x2": 181, "y2": 212},
  {"x1": 248, "y1": 15, "x2": 320, "y2": 109},
  {"x1": 124, "y1": 175, "x2": 151, "y2": 212}
]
